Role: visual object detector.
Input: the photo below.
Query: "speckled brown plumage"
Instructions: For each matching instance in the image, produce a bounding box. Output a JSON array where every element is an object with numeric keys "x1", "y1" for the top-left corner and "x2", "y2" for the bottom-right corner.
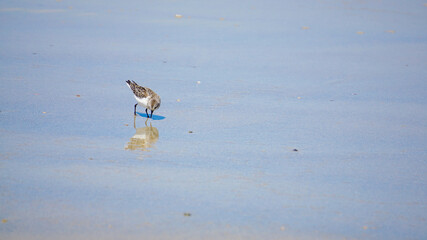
[{"x1": 126, "y1": 80, "x2": 161, "y2": 118}]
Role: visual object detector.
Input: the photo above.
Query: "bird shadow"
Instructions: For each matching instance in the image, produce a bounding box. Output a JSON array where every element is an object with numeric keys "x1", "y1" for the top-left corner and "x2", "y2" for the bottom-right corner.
[{"x1": 136, "y1": 112, "x2": 166, "y2": 120}]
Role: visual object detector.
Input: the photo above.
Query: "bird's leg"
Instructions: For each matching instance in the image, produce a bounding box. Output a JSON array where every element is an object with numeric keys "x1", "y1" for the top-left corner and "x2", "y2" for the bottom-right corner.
[
  {"x1": 134, "y1": 103, "x2": 138, "y2": 115},
  {"x1": 145, "y1": 108, "x2": 149, "y2": 118},
  {"x1": 150, "y1": 110, "x2": 153, "y2": 118}
]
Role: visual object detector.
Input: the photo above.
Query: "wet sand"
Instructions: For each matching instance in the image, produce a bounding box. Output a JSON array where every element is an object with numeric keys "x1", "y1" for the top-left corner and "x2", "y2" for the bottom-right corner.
[{"x1": 1, "y1": 0, "x2": 427, "y2": 239}]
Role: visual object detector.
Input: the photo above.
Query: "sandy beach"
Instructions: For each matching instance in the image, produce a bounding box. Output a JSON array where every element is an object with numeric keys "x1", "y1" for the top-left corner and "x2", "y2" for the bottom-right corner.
[{"x1": 1, "y1": 0, "x2": 426, "y2": 239}]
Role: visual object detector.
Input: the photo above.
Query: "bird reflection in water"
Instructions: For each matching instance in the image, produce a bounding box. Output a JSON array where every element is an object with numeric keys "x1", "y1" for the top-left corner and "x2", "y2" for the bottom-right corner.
[{"x1": 125, "y1": 116, "x2": 159, "y2": 151}]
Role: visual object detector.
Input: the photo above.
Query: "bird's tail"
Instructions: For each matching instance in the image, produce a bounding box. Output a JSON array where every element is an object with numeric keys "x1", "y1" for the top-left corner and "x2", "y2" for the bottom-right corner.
[
  {"x1": 126, "y1": 80, "x2": 141, "y2": 87},
  {"x1": 126, "y1": 80, "x2": 137, "y2": 91}
]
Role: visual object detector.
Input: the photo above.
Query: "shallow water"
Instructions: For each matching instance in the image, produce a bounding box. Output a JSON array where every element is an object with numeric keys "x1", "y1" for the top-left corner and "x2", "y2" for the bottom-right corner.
[{"x1": 1, "y1": 0, "x2": 427, "y2": 239}]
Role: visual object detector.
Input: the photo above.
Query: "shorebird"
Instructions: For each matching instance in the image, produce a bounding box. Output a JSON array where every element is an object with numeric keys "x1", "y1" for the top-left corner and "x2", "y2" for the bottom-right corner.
[{"x1": 126, "y1": 80, "x2": 161, "y2": 118}]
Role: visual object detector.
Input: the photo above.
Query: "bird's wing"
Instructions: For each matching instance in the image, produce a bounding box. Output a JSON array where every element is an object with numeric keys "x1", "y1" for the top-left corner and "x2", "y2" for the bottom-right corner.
[{"x1": 129, "y1": 81, "x2": 149, "y2": 98}]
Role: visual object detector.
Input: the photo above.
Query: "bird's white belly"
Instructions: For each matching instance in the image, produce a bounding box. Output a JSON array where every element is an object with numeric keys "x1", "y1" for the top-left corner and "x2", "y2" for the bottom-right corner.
[{"x1": 135, "y1": 96, "x2": 149, "y2": 108}]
